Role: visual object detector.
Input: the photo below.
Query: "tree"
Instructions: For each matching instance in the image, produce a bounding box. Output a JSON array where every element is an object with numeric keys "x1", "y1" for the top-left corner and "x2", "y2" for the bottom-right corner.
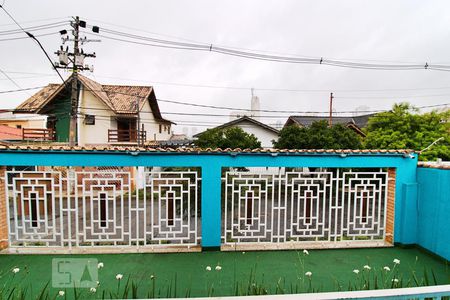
[
  {"x1": 194, "y1": 126, "x2": 261, "y2": 149},
  {"x1": 273, "y1": 120, "x2": 362, "y2": 149},
  {"x1": 364, "y1": 103, "x2": 450, "y2": 161}
]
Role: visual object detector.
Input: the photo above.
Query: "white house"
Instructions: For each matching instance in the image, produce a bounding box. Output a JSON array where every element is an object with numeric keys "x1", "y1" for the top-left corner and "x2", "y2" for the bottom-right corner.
[
  {"x1": 193, "y1": 116, "x2": 279, "y2": 148},
  {"x1": 14, "y1": 74, "x2": 173, "y2": 145}
]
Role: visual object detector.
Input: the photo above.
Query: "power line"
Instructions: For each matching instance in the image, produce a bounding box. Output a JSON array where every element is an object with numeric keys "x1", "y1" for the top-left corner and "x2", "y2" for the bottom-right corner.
[
  {"x1": 0, "y1": 21, "x2": 68, "y2": 35},
  {"x1": 1, "y1": 81, "x2": 448, "y2": 115},
  {"x1": 87, "y1": 25, "x2": 450, "y2": 72},
  {"x1": 0, "y1": 74, "x2": 57, "y2": 81},
  {"x1": 0, "y1": 86, "x2": 46, "y2": 94},
  {"x1": 0, "y1": 16, "x2": 69, "y2": 27},
  {"x1": 0, "y1": 5, "x2": 66, "y2": 84},
  {"x1": 4, "y1": 70, "x2": 450, "y2": 94},
  {"x1": 0, "y1": 67, "x2": 25, "y2": 91},
  {"x1": 0, "y1": 31, "x2": 58, "y2": 42}
]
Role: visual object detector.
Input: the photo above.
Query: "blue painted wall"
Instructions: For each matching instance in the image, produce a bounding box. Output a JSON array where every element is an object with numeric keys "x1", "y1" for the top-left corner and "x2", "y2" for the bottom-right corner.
[
  {"x1": 0, "y1": 150, "x2": 419, "y2": 248},
  {"x1": 417, "y1": 167, "x2": 450, "y2": 260}
]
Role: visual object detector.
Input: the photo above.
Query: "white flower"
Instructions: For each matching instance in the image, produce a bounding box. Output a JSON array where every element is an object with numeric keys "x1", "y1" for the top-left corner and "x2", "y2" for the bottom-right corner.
[
  {"x1": 206, "y1": 266, "x2": 212, "y2": 271},
  {"x1": 116, "y1": 274, "x2": 123, "y2": 280},
  {"x1": 150, "y1": 275, "x2": 155, "y2": 279},
  {"x1": 97, "y1": 262, "x2": 104, "y2": 269},
  {"x1": 12, "y1": 268, "x2": 20, "y2": 274},
  {"x1": 393, "y1": 259, "x2": 400, "y2": 265},
  {"x1": 353, "y1": 269, "x2": 360, "y2": 274},
  {"x1": 58, "y1": 291, "x2": 65, "y2": 297},
  {"x1": 392, "y1": 278, "x2": 399, "y2": 283},
  {"x1": 96, "y1": 281, "x2": 100, "y2": 286},
  {"x1": 305, "y1": 271, "x2": 312, "y2": 277},
  {"x1": 215, "y1": 265, "x2": 222, "y2": 271},
  {"x1": 303, "y1": 249, "x2": 309, "y2": 255},
  {"x1": 383, "y1": 266, "x2": 391, "y2": 271},
  {"x1": 90, "y1": 287, "x2": 97, "y2": 293},
  {"x1": 242, "y1": 252, "x2": 246, "y2": 254},
  {"x1": 363, "y1": 265, "x2": 371, "y2": 270}
]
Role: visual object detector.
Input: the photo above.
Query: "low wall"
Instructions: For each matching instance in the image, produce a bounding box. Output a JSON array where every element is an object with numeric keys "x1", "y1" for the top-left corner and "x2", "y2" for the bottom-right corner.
[{"x1": 417, "y1": 165, "x2": 450, "y2": 260}]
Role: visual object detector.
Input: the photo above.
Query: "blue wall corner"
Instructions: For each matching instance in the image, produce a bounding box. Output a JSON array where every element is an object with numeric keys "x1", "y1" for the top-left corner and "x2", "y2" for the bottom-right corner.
[{"x1": 417, "y1": 168, "x2": 450, "y2": 260}]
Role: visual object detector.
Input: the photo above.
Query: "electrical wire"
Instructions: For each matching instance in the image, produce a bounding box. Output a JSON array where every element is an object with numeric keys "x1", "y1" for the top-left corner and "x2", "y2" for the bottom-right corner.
[
  {"x1": 4, "y1": 70, "x2": 450, "y2": 94},
  {"x1": 0, "y1": 31, "x2": 58, "y2": 42},
  {"x1": 0, "y1": 5, "x2": 66, "y2": 84},
  {"x1": 2, "y1": 82, "x2": 448, "y2": 115},
  {"x1": 0, "y1": 21, "x2": 69, "y2": 35},
  {"x1": 0, "y1": 86, "x2": 46, "y2": 94},
  {"x1": 0, "y1": 16, "x2": 69, "y2": 27},
  {"x1": 88, "y1": 25, "x2": 450, "y2": 72},
  {"x1": 0, "y1": 67, "x2": 26, "y2": 91}
]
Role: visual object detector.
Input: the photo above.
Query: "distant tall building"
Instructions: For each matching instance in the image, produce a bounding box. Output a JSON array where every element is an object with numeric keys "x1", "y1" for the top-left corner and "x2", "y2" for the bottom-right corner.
[
  {"x1": 251, "y1": 92, "x2": 261, "y2": 120},
  {"x1": 228, "y1": 89, "x2": 262, "y2": 121}
]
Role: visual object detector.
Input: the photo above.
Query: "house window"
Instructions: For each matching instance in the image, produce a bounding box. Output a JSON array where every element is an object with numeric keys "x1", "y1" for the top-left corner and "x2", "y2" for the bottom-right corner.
[
  {"x1": 84, "y1": 114, "x2": 95, "y2": 125},
  {"x1": 16, "y1": 125, "x2": 22, "y2": 129},
  {"x1": 159, "y1": 124, "x2": 162, "y2": 134}
]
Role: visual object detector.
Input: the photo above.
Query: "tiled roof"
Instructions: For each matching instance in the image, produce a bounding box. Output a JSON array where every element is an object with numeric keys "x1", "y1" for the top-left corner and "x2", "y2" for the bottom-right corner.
[
  {"x1": 286, "y1": 114, "x2": 375, "y2": 128},
  {"x1": 418, "y1": 161, "x2": 450, "y2": 170},
  {"x1": 14, "y1": 74, "x2": 172, "y2": 123},
  {"x1": 15, "y1": 84, "x2": 61, "y2": 113},
  {"x1": 0, "y1": 144, "x2": 415, "y2": 155}
]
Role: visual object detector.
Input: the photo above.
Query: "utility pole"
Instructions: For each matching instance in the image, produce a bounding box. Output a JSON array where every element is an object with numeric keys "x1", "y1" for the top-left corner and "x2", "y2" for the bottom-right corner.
[
  {"x1": 329, "y1": 92, "x2": 334, "y2": 127},
  {"x1": 136, "y1": 99, "x2": 141, "y2": 146},
  {"x1": 55, "y1": 16, "x2": 99, "y2": 146},
  {"x1": 68, "y1": 16, "x2": 80, "y2": 147}
]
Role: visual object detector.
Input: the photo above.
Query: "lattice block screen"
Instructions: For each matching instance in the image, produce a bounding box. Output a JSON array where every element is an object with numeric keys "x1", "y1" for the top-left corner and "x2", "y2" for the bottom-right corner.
[
  {"x1": 4, "y1": 167, "x2": 201, "y2": 249},
  {"x1": 222, "y1": 168, "x2": 391, "y2": 247}
]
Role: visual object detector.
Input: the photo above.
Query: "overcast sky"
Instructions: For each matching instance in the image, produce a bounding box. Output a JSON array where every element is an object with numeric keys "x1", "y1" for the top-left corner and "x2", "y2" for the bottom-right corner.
[{"x1": 1, "y1": 0, "x2": 450, "y2": 135}]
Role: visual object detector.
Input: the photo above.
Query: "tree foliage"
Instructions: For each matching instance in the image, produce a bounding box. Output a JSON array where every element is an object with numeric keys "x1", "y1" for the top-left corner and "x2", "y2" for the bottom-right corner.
[
  {"x1": 194, "y1": 126, "x2": 261, "y2": 149},
  {"x1": 273, "y1": 120, "x2": 362, "y2": 149},
  {"x1": 364, "y1": 103, "x2": 450, "y2": 161}
]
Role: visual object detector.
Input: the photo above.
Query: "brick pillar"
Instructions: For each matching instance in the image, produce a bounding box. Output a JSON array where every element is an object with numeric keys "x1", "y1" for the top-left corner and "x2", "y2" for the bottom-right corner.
[
  {"x1": 0, "y1": 166, "x2": 8, "y2": 250},
  {"x1": 385, "y1": 168, "x2": 396, "y2": 245}
]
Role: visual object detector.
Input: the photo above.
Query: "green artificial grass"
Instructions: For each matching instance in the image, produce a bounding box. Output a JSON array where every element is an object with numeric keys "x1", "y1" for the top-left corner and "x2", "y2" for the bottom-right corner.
[{"x1": 0, "y1": 247, "x2": 449, "y2": 299}]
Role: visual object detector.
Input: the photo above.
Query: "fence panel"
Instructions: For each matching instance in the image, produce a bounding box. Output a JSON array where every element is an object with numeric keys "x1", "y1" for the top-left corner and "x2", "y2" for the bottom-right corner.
[
  {"x1": 4, "y1": 166, "x2": 201, "y2": 253},
  {"x1": 222, "y1": 167, "x2": 390, "y2": 250}
]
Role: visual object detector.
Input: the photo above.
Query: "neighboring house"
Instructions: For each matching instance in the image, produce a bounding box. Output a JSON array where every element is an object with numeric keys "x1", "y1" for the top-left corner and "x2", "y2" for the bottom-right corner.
[
  {"x1": 284, "y1": 114, "x2": 375, "y2": 137},
  {"x1": 0, "y1": 111, "x2": 47, "y2": 130},
  {"x1": 14, "y1": 74, "x2": 174, "y2": 146},
  {"x1": 193, "y1": 116, "x2": 279, "y2": 148},
  {"x1": 0, "y1": 111, "x2": 49, "y2": 142},
  {"x1": 158, "y1": 134, "x2": 194, "y2": 148},
  {"x1": 0, "y1": 125, "x2": 22, "y2": 141}
]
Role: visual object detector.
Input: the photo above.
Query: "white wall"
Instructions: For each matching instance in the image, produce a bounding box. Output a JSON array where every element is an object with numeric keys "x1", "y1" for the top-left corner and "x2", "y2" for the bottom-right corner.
[
  {"x1": 139, "y1": 101, "x2": 171, "y2": 141},
  {"x1": 77, "y1": 89, "x2": 172, "y2": 145},
  {"x1": 232, "y1": 120, "x2": 278, "y2": 148},
  {"x1": 78, "y1": 88, "x2": 115, "y2": 146}
]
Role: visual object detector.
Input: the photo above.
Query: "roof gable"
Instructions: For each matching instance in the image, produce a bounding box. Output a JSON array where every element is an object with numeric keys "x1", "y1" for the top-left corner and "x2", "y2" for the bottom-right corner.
[
  {"x1": 285, "y1": 114, "x2": 374, "y2": 128},
  {"x1": 194, "y1": 116, "x2": 279, "y2": 137},
  {"x1": 14, "y1": 74, "x2": 172, "y2": 123}
]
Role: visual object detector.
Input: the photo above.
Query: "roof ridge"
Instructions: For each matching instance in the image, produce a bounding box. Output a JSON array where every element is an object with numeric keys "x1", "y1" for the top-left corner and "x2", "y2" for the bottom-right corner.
[{"x1": 102, "y1": 84, "x2": 152, "y2": 88}]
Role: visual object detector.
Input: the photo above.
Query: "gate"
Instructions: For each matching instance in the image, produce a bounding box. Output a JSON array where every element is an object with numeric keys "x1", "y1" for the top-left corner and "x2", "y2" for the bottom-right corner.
[
  {"x1": 221, "y1": 167, "x2": 394, "y2": 250},
  {"x1": 4, "y1": 166, "x2": 201, "y2": 253}
]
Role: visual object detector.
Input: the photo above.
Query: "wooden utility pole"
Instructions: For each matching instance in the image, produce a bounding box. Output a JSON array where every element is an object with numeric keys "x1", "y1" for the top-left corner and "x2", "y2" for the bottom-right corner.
[
  {"x1": 68, "y1": 16, "x2": 80, "y2": 147},
  {"x1": 329, "y1": 92, "x2": 334, "y2": 127}
]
